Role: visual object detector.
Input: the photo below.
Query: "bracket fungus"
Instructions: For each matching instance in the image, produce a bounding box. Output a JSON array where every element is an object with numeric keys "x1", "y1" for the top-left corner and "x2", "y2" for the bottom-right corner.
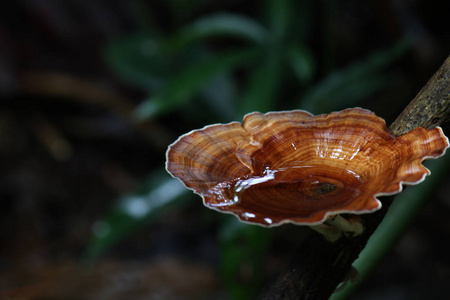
[{"x1": 166, "y1": 108, "x2": 449, "y2": 241}]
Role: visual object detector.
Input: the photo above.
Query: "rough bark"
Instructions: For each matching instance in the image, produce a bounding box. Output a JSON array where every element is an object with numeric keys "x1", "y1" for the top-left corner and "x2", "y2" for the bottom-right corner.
[
  {"x1": 390, "y1": 55, "x2": 450, "y2": 135},
  {"x1": 259, "y1": 55, "x2": 450, "y2": 300}
]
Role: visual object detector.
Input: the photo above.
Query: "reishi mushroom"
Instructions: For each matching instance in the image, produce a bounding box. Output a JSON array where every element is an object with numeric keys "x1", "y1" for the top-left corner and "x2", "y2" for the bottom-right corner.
[{"x1": 165, "y1": 108, "x2": 449, "y2": 241}]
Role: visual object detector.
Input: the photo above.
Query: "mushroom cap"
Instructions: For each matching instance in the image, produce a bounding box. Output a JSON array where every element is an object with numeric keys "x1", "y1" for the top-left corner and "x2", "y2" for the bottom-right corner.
[{"x1": 166, "y1": 108, "x2": 449, "y2": 226}]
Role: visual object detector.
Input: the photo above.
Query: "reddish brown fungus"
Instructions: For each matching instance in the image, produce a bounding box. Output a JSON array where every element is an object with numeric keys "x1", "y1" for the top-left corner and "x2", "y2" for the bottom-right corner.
[{"x1": 166, "y1": 108, "x2": 449, "y2": 227}]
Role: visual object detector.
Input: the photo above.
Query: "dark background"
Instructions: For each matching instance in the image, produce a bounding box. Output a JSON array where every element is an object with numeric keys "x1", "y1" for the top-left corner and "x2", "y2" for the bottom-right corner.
[{"x1": 0, "y1": 1, "x2": 449, "y2": 299}]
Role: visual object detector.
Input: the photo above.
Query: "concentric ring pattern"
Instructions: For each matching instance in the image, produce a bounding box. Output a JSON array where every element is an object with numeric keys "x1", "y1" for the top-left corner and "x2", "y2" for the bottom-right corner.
[{"x1": 166, "y1": 108, "x2": 449, "y2": 226}]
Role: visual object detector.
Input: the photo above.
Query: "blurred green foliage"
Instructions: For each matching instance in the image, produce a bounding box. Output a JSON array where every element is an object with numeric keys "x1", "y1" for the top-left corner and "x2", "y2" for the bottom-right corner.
[
  {"x1": 87, "y1": 0, "x2": 412, "y2": 299},
  {"x1": 219, "y1": 218, "x2": 271, "y2": 300},
  {"x1": 84, "y1": 169, "x2": 190, "y2": 261}
]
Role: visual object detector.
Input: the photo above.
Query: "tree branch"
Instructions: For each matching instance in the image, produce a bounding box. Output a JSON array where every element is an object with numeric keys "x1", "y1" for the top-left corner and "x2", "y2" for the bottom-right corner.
[
  {"x1": 259, "y1": 55, "x2": 450, "y2": 300},
  {"x1": 390, "y1": 55, "x2": 450, "y2": 135}
]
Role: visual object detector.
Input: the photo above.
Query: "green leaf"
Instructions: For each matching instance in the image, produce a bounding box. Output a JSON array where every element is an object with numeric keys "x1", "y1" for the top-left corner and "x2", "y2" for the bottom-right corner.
[
  {"x1": 104, "y1": 33, "x2": 168, "y2": 91},
  {"x1": 286, "y1": 44, "x2": 316, "y2": 85},
  {"x1": 286, "y1": 0, "x2": 312, "y2": 41},
  {"x1": 104, "y1": 32, "x2": 213, "y2": 92},
  {"x1": 236, "y1": 45, "x2": 283, "y2": 117},
  {"x1": 201, "y1": 73, "x2": 239, "y2": 121},
  {"x1": 266, "y1": 0, "x2": 292, "y2": 39},
  {"x1": 299, "y1": 37, "x2": 411, "y2": 114},
  {"x1": 168, "y1": 13, "x2": 269, "y2": 50},
  {"x1": 134, "y1": 48, "x2": 258, "y2": 120},
  {"x1": 83, "y1": 169, "x2": 189, "y2": 261}
]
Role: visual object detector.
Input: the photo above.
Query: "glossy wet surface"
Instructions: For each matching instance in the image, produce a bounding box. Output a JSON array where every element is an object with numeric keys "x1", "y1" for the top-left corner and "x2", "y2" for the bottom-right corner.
[{"x1": 207, "y1": 165, "x2": 365, "y2": 225}]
